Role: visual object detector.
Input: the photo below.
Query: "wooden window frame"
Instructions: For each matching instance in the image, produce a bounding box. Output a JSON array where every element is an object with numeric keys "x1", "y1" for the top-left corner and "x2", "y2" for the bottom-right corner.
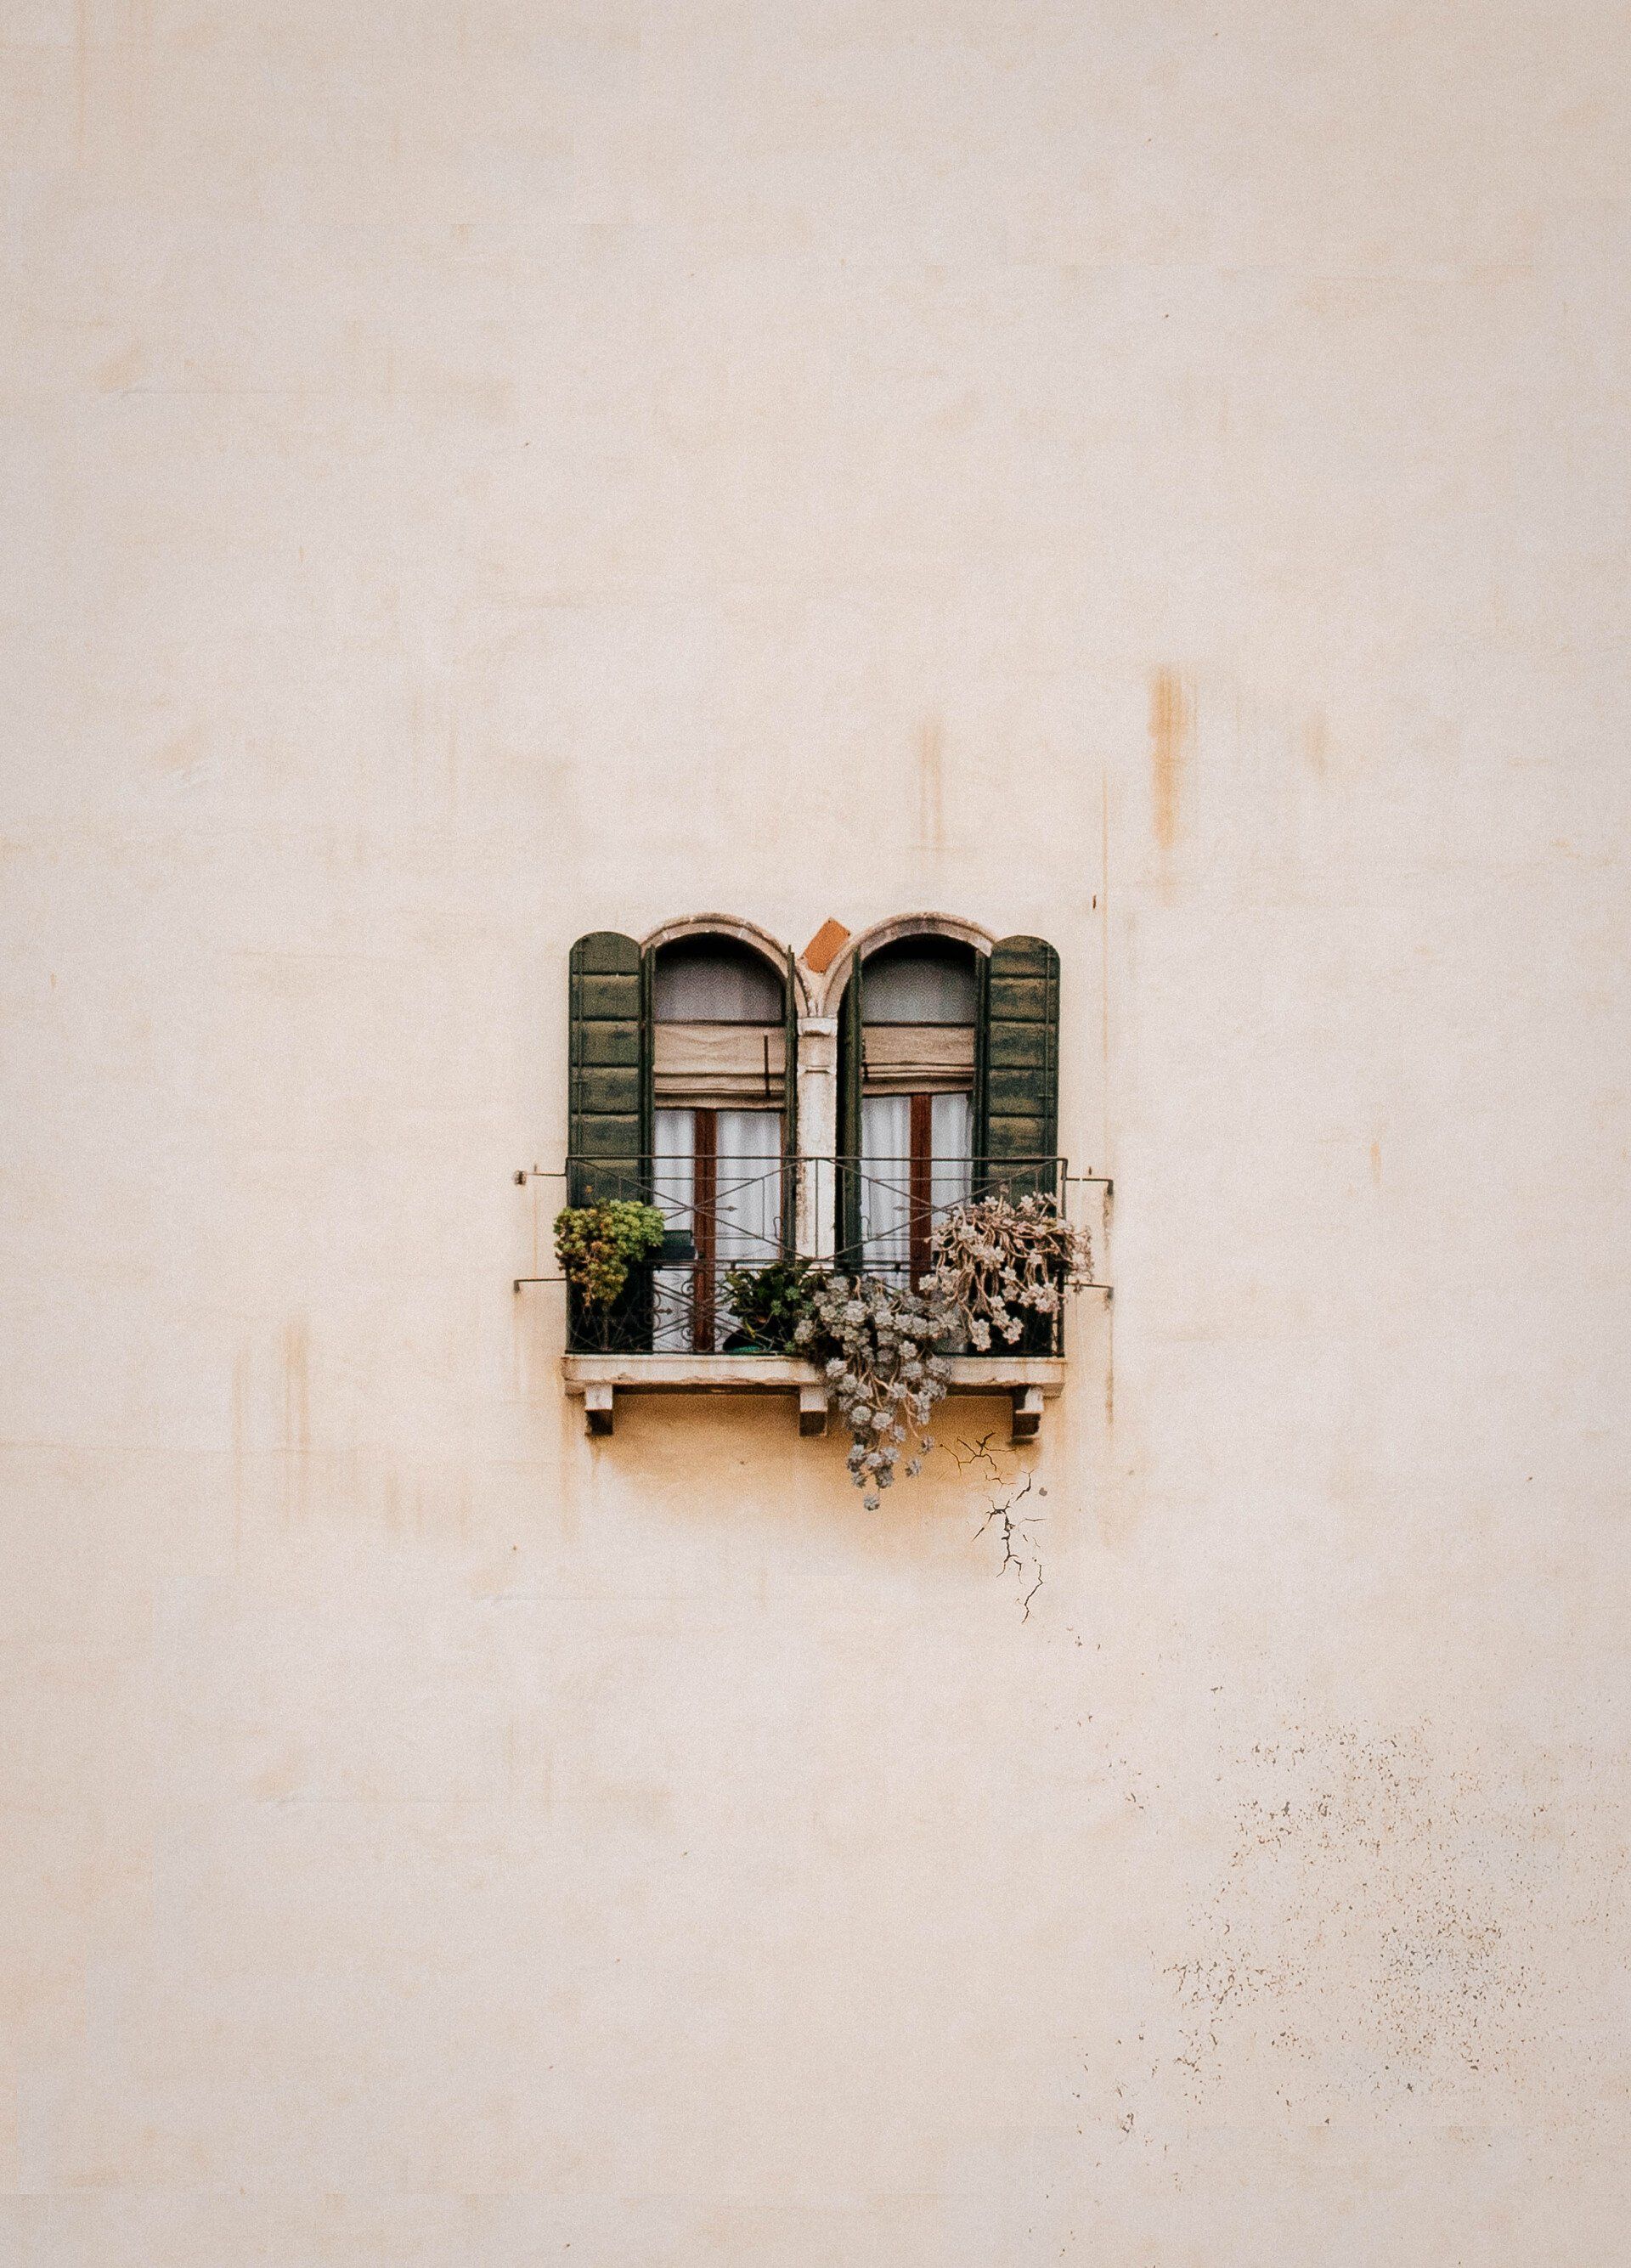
[
  {"x1": 691, "y1": 1107, "x2": 718, "y2": 1354},
  {"x1": 907, "y1": 1092, "x2": 934, "y2": 1287}
]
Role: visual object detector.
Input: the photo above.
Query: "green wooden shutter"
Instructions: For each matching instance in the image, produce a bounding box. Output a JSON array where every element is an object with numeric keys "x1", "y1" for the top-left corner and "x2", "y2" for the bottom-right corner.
[
  {"x1": 782, "y1": 948, "x2": 799, "y2": 1255},
  {"x1": 567, "y1": 930, "x2": 645, "y2": 1206},
  {"x1": 980, "y1": 934, "x2": 1060, "y2": 1198},
  {"x1": 971, "y1": 946, "x2": 990, "y2": 1165},
  {"x1": 836, "y1": 954, "x2": 864, "y2": 1269},
  {"x1": 640, "y1": 942, "x2": 656, "y2": 1173}
]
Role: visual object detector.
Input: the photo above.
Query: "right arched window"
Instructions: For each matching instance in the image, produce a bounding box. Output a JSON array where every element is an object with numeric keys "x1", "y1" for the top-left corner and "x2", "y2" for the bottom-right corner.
[{"x1": 836, "y1": 930, "x2": 1060, "y2": 1280}]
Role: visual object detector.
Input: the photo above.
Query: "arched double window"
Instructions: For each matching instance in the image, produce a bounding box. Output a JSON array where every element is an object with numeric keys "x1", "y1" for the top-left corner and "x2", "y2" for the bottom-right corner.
[{"x1": 565, "y1": 917, "x2": 1058, "y2": 1338}]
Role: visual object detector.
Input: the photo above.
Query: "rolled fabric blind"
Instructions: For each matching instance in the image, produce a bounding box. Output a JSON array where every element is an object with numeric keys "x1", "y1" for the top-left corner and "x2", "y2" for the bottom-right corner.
[
  {"x1": 653, "y1": 1022, "x2": 787, "y2": 1104},
  {"x1": 861, "y1": 1023, "x2": 976, "y2": 1094}
]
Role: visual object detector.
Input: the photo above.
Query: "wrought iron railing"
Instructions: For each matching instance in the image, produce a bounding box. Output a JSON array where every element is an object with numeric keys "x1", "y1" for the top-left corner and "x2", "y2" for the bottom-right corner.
[
  {"x1": 564, "y1": 1151, "x2": 794, "y2": 1355},
  {"x1": 834, "y1": 1154, "x2": 1070, "y2": 1355},
  {"x1": 560, "y1": 1154, "x2": 1076, "y2": 1357}
]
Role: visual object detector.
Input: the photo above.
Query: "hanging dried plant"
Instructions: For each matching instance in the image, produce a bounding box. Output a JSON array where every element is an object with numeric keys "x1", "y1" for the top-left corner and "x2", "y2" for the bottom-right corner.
[
  {"x1": 926, "y1": 1192, "x2": 1092, "y2": 1352},
  {"x1": 793, "y1": 1275, "x2": 957, "y2": 1507}
]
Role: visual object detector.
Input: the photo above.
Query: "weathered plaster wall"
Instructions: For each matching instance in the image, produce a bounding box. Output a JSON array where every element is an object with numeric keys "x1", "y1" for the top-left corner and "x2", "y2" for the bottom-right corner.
[{"x1": 4, "y1": 3, "x2": 1629, "y2": 2261}]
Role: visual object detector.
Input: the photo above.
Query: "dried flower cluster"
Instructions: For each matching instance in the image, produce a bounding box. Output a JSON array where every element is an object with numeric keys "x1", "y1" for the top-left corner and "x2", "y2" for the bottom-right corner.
[
  {"x1": 793, "y1": 1276, "x2": 956, "y2": 1507},
  {"x1": 926, "y1": 1192, "x2": 1092, "y2": 1351}
]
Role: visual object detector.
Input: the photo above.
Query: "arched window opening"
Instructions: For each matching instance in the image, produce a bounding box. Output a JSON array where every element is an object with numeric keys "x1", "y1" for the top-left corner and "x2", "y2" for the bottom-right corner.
[
  {"x1": 861, "y1": 936, "x2": 979, "y2": 1027},
  {"x1": 844, "y1": 937, "x2": 979, "y2": 1287},
  {"x1": 652, "y1": 937, "x2": 783, "y2": 1025},
  {"x1": 651, "y1": 936, "x2": 789, "y2": 1354}
]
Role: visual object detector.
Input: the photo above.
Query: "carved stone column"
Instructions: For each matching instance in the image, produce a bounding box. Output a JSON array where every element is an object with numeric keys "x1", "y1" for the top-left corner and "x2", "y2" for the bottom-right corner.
[{"x1": 794, "y1": 1015, "x2": 838, "y2": 1261}]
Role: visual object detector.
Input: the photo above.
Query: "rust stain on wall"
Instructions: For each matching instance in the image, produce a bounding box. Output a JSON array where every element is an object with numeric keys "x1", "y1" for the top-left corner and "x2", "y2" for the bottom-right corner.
[
  {"x1": 917, "y1": 714, "x2": 945, "y2": 850},
  {"x1": 280, "y1": 1317, "x2": 310, "y2": 1522},
  {"x1": 1148, "y1": 668, "x2": 1193, "y2": 856},
  {"x1": 281, "y1": 1320, "x2": 310, "y2": 1456},
  {"x1": 1304, "y1": 709, "x2": 1330, "y2": 777},
  {"x1": 231, "y1": 1341, "x2": 251, "y2": 1552}
]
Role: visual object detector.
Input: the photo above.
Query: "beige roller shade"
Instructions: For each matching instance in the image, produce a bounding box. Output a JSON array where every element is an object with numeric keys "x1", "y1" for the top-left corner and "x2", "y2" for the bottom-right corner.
[
  {"x1": 862, "y1": 1024, "x2": 976, "y2": 1094},
  {"x1": 654, "y1": 1022, "x2": 786, "y2": 1105}
]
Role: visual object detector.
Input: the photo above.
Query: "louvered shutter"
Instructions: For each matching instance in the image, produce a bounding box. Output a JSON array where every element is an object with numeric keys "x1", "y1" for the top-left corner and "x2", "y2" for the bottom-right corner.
[
  {"x1": 782, "y1": 948, "x2": 799, "y2": 1255},
  {"x1": 567, "y1": 931, "x2": 646, "y2": 1206},
  {"x1": 836, "y1": 955, "x2": 864, "y2": 1270},
  {"x1": 979, "y1": 934, "x2": 1060, "y2": 1198}
]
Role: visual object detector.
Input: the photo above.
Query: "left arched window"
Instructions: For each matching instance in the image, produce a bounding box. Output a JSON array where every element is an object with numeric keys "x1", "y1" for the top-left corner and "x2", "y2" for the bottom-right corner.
[{"x1": 567, "y1": 928, "x2": 797, "y2": 1351}]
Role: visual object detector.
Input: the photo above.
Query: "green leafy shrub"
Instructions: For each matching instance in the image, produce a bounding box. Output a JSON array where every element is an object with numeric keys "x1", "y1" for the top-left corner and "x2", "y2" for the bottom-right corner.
[
  {"x1": 720, "y1": 1255, "x2": 824, "y2": 1352},
  {"x1": 554, "y1": 1201, "x2": 666, "y2": 1312}
]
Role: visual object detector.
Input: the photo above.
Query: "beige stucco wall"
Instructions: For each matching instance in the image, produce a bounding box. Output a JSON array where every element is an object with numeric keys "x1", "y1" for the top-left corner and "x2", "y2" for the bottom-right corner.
[{"x1": 4, "y1": 3, "x2": 1629, "y2": 2260}]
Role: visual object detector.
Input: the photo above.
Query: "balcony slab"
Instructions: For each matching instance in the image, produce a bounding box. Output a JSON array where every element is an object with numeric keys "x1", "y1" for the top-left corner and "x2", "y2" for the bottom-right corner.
[{"x1": 561, "y1": 1353, "x2": 1065, "y2": 1444}]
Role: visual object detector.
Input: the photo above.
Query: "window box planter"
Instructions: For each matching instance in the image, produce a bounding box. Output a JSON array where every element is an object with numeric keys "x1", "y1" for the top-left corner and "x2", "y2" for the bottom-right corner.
[{"x1": 561, "y1": 1351, "x2": 1065, "y2": 1443}]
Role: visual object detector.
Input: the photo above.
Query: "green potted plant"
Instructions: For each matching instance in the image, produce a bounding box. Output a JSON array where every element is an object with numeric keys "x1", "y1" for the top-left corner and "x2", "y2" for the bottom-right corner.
[
  {"x1": 720, "y1": 1255, "x2": 824, "y2": 1354},
  {"x1": 554, "y1": 1199, "x2": 666, "y2": 1352}
]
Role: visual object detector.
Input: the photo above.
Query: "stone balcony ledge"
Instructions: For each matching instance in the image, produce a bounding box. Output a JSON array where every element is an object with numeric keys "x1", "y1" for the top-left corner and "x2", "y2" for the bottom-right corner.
[{"x1": 561, "y1": 1351, "x2": 1064, "y2": 1444}]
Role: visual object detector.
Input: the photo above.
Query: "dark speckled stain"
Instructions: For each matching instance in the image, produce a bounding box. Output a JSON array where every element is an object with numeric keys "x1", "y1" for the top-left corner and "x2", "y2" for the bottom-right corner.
[{"x1": 1166, "y1": 1724, "x2": 1532, "y2": 2103}]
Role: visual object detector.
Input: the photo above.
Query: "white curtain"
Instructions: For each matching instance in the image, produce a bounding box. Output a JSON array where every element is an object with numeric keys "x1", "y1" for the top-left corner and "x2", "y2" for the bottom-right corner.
[
  {"x1": 714, "y1": 1109, "x2": 782, "y2": 1267},
  {"x1": 860, "y1": 1091, "x2": 973, "y2": 1280},
  {"x1": 652, "y1": 1108, "x2": 696, "y2": 1353},
  {"x1": 930, "y1": 1092, "x2": 974, "y2": 1347},
  {"x1": 930, "y1": 1092, "x2": 974, "y2": 1216},
  {"x1": 652, "y1": 1106, "x2": 783, "y2": 1350},
  {"x1": 860, "y1": 1093, "x2": 912, "y2": 1276}
]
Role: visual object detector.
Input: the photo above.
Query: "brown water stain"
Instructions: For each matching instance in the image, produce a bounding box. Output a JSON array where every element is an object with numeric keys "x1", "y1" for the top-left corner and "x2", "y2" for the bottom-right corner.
[
  {"x1": 280, "y1": 1317, "x2": 310, "y2": 1522},
  {"x1": 917, "y1": 715, "x2": 945, "y2": 850},
  {"x1": 1304, "y1": 709, "x2": 1330, "y2": 777},
  {"x1": 281, "y1": 1319, "x2": 309, "y2": 1455},
  {"x1": 231, "y1": 1341, "x2": 251, "y2": 1554},
  {"x1": 1148, "y1": 669, "x2": 1193, "y2": 856},
  {"x1": 95, "y1": 340, "x2": 144, "y2": 393}
]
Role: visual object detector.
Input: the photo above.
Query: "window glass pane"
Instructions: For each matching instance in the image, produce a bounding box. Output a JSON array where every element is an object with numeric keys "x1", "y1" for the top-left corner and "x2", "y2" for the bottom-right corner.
[
  {"x1": 714, "y1": 1110, "x2": 782, "y2": 1266},
  {"x1": 652, "y1": 1108, "x2": 697, "y2": 1352},
  {"x1": 862, "y1": 939, "x2": 977, "y2": 1024},
  {"x1": 860, "y1": 1092, "x2": 912, "y2": 1276},
  {"x1": 930, "y1": 1091, "x2": 974, "y2": 1217},
  {"x1": 654, "y1": 939, "x2": 783, "y2": 1023}
]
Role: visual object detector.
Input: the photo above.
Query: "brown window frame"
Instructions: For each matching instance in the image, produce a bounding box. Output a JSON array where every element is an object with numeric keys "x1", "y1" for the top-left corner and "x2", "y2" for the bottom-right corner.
[
  {"x1": 907, "y1": 1092, "x2": 934, "y2": 1287},
  {"x1": 690, "y1": 1107, "x2": 718, "y2": 1354}
]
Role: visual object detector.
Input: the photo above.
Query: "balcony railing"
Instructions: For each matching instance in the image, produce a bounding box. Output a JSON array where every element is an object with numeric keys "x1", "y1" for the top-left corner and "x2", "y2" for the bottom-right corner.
[{"x1": 562, "y1": 1154, "x2": 1074, "y2": 1357}]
